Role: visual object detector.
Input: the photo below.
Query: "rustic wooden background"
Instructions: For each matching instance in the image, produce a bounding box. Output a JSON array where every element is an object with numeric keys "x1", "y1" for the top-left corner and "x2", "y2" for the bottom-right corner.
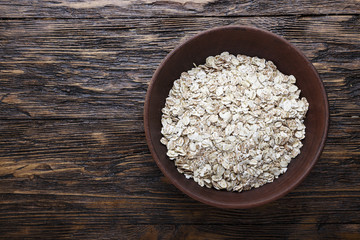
[{"x1": 0, "y1": 0, "x2": 359, "y2": 239}]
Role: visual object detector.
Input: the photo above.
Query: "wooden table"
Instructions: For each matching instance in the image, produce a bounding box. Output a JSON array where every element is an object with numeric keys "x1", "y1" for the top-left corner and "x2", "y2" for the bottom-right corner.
[{"x1": 0, "y1": 1, "x2": 359, "y2": 239}]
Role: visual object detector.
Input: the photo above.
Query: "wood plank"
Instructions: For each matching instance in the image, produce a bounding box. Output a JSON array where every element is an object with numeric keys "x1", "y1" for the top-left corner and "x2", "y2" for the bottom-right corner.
[
  {"x1": 0, "y1": 193, "x2": 359, "y2": 234},
  {"x1": 0, "y1": 0, "x2": 359, "y2": 18},
  {"x1": 2, "y1": 223, "x2": 359, "y2": 239},
  {"x1": 0, "y1": 190, "x2": 359, "y2": 225},
  {"x1": 0, "y1": 118, "x2": 358, "y2": 181},
  {"x1": 0, "y1": 119, "x2": 359, "y2": 230},
  {"x1": 0, "y1": 11, "x2": 359, "y2": 239},
  {"x1": 0, "y1": 16, "x2": 359, "y2": 119}
]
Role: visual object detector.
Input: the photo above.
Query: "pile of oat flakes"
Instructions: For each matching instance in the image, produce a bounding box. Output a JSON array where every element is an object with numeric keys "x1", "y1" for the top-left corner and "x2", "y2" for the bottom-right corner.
[{"x1": 160, "y1": 52, "x2": 309, "y2": 192}]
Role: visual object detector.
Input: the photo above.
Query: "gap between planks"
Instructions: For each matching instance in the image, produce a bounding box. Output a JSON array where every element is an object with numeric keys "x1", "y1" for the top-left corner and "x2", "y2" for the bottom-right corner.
[{"x1": 0, "y1": 13, "x2": 359, "y2": 21}]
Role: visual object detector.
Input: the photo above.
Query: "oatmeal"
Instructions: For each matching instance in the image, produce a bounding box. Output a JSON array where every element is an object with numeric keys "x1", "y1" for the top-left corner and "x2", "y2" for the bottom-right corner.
[{"x1": 160, "y1": 52, "x2": 309, "y2": 192}]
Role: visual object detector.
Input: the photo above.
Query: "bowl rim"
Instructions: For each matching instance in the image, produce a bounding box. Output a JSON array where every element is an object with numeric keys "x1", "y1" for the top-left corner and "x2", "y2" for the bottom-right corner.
[{"x1": 144, "y1": 25, "x2": 329, "y2": 208}]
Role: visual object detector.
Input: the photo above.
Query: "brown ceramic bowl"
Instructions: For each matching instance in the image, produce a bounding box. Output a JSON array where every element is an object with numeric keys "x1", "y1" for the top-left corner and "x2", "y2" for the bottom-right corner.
[{"x1": 144, "y1": 26, "x2": 329, "y2": 208}]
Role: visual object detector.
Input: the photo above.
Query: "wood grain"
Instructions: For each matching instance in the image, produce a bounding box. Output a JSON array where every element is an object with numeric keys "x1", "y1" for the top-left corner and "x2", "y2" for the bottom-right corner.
[
  {"x1": 0, "y1": 16, "x2": 359, "y2": 119},
  {"x1": 2, "y1": 223, "x2": 360, "y2": 239},
  {"x1": 0, "y1": 0, "x2": 359, "y2": 239},
  {"x1": 0, "y1": 0, "x2": 359, "y2": 18}
]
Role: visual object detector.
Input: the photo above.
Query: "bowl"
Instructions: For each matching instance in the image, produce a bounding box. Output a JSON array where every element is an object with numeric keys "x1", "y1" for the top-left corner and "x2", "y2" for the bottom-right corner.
[{"x1": 144, "y1": 26, "x2": 329, "y2": 208}]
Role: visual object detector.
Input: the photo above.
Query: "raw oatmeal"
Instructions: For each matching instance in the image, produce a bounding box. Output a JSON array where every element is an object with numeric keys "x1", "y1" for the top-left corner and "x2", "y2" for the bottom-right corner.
[{"x1": 160, "y1": 52, "x2": 309, "y2": 192}]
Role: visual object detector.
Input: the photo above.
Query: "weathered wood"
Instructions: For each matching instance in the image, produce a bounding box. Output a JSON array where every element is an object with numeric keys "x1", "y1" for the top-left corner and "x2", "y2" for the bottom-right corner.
[
  {"x1": 0, "y1": 119, "x2": 358, "y2": 180},
  {"x1": 0, "y1": 0, "x2": 359, "y2": 18},
  {"x1": 2, "y1": 223, "x2": 359, "y2": 239},
  {"x1": 0, "y1": 120, "x2": 359, "y2": 232},
  {"x1": 0, "y1": 1, "x2": 359, "y2": 238},
  {"x1": 0, "y1": 16, "x2": 359, "y2": 119},
  {"x1": 0, "y1": 195, "x2": 360, "y2": 238}
]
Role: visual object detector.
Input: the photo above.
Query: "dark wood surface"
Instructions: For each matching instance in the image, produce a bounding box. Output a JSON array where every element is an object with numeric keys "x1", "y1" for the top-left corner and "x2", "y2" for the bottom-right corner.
[{"x1": 0, "y1": 0, "x2": 359, "y2": 239}]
